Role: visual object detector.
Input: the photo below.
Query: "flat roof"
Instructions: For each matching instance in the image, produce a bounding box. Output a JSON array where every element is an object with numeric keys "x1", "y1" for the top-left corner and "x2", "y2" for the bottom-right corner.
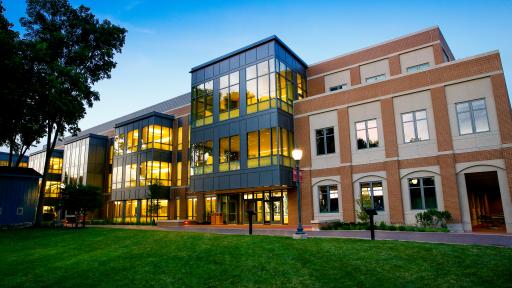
[
  {"x1": 114, "y1": 111, "x2": 174, "y2": 128},
  {"x1": 190, "y1": 35, "x2": 308, "y2": 72}
]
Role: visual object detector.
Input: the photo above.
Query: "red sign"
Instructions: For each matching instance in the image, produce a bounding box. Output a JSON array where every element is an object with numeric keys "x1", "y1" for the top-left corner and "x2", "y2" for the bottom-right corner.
[{"x1": 293, "y1": 170, "x2": 303, "y2": 182}]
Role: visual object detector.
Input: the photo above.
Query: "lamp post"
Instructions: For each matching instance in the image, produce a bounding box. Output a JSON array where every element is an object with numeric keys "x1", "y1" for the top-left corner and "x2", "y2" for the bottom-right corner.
[{"x1": 292, "y1": 148, "x2": 306, "y2": 239}]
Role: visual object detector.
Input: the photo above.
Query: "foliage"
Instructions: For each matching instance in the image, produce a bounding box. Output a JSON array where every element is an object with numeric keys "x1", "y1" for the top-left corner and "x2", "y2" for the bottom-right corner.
[
  {"x1": 6, "y1": 0, "x2": 127, "y2": 226},
  {"x1": 415, "y1": 209, "x2": 453, "y2": 228},
  {"x1": 61, "y1": 183, "x2": 103, "y2": 228},
  {"x1": 355, "y1": 197, "x2": 371, "y2": 224},
  {"x1": 147, "y1": 180, "x2": 167, "y2": 225},
  {"x1": 0, "y1": 229, "x2": 511, "y2": 287},
  {"x1": 320, "y1": 221, "x2": 449, "y2": 232}
]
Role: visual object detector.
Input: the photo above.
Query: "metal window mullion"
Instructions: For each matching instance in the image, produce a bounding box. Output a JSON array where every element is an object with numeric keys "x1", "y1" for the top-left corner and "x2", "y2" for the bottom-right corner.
[
  {"x1": 419, "y1": 178, "x2": 426, "y2": 210},
  {"x1": 324, "y1": 128, "x2": 328, "y2": 154},
  {"x1": 412, "y1": 111, "x2": 419, "y2": 141},
  {"x1": 365, "y1": 120, "x2": 370, "y2": 149},
  {"x1": 469, "y1": 101, "x2": 477, "y2": 134}
]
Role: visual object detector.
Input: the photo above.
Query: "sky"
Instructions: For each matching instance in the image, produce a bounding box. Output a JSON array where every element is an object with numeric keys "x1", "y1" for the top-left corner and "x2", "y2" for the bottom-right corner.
[{"x1": 2, "y1": 0, "x2": 512, "y2": 153}]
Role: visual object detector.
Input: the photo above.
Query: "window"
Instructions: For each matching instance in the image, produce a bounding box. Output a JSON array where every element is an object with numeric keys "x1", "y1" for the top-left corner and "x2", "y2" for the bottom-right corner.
[
  {"x1": 356, "y1": 119, "x2": 379, "y2": 149},
  {"x1": 177, "y1": 126, "x2": 183, "y2": 150},
  {"x1": 175, "y1": 198, "x2": 180, "y2": 219},
  {"x1": 192, "y1": 80, "x2": 213, "y2": 127},
  {"x1": 329, "y1": 83, "x2": 347, "y2": 92},
  {"x1": 205, "y1": 196, "x2": 217, "y2": 220},
  {"x1": 247, "y1": 127, "x2": 294, "y2": 168},
  {"x1": 365, "y1": 74, "x2": 386, "y2": 83},
  {"x1": 112, "y1": 164, "x2": 123, "y2": 189},
  {"x1": 277, "y1": 60, "x2": 295, "y2": 114},
  {"x1": 360, "y1": 181, "x2": 384, "y2": 211},
  {"x1": 408, "y1": 177, "x2": 437, "y2": 210},
  {"x1": 114, "y1": 133, "x2": 125, "y2": 155},
  {"x1": 48, "y1": 157, "x2": 63, "y2": 174},
  {"x1": 219, "y1": 71, "x2": 240, "y2": 121},
  {"x1": 402, "y1": 110, "x2": 429, "y2": 143},
  {"x1": 16, "y1": 207, "x2": 23, "y2": 215},
  {"x1": 219, "y1": 135, "x2": 240, "y2": 172},
  {"x1": 315, "y1": 127, "x2": 335, "y2": 155},
  {"x1": 124, "y1": 163, "x2": 137, "y2": 188},
  {"x1": 187, "y1": 198, "x2": 197, "y2": 220},
  {"x1": 190, "y1": 140, "x2": 213, "y2": 175},
  {"x1": 456, "y1": 99, "x2": 490, "y2": 135},
  {"x1": 141, "y1": 125, "x2": 172, "y2": 151},
  {"x1": 139, "y1": 161, "x2": 171, "y2": 186},
  {"x1": 176, "y1": 162, "x2": 182, "y2": 186},
  {"x1": 246, "y1": 59, "x2": 276, "y2": 114},
  {"x1": 126, "y1": 129, "x2": 139, "y2": 153},
  {"x1": 406, "y1": 62, "x2": 430, "y2": 73},
  {"x1": 319, "y1": 185, "x2": 339, "y2": 213},
  {"x1": 297, "y1": 73, "x2": 307, "y2": 100},
  {"x1": 44, "y1": 181, "x2": 61, "y2": 198}
]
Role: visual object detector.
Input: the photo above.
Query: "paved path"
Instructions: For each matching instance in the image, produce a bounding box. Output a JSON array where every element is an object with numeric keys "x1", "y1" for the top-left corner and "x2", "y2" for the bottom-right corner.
[{"x1": 90, "y1": 225, "x2": 512, "y2": 247}]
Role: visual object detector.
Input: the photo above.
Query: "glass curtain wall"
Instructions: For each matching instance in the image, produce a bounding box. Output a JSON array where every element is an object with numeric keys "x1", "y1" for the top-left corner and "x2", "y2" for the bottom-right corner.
[
  {"x1": 190, "y1": 141, "x2": 213, "y2": 175},
  {"x1": 219, "y1": 135, "x2": 240, "y2": 172},
  {"x1": 219, "y1": 71, "x2": 240, "y2": 121},
  {"x1": 247, "y1": 127, "x2": 294, "y2": 168},
  {"x1": 192, "y1": 80, "x2": 214, "y2": 127}
]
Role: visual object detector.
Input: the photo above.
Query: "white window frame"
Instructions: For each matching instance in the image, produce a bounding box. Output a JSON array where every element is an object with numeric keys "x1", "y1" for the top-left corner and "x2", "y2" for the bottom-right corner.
[
  {"x1": 401, "y1": 109, "x2": 430, "y2": 143},
  {"x1": 355, "y1": 119, "x2": 379, "y2": 150}
]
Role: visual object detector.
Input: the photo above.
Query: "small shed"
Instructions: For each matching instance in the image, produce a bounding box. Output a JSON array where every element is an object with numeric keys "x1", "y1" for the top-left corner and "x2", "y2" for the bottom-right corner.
[{"x1": 0, "y1": 167, "x2": 41, "y2": 226}]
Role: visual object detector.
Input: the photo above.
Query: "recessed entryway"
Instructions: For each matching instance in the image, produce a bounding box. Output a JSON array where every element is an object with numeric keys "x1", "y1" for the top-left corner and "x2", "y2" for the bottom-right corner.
[{"x1": 464, "y1": 171, "x2": 506, "y2": 233}]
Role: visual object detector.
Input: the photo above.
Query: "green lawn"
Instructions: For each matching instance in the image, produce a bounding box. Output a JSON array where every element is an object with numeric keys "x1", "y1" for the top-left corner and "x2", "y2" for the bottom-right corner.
[{"x1": 0, "y1": 228, "x2": 510, "y2": 288}]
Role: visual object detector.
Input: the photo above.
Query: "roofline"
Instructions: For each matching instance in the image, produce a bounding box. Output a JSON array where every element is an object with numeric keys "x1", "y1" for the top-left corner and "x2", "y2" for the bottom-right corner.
[
  {"x1": 28, "y1": 148, "x2": 64, "y2": 157},
  {"x1": 190, "y1": 35, "x2": 308, "y2": 72},
  {"x1": 114, "y1": 111, "x2": 175, "y2": 128},
  {"x1": 63, "y1": 133, "x2": 108, "y2": 145},
  {"x1": 309, "y1": 26, "x2": 441, "y2": 67}
]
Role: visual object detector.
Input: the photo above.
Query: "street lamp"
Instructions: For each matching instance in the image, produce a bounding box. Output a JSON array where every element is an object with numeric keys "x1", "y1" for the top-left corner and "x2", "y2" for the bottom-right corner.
[{"x1": 292, "y1": 148, "x2": 306, "y2": 239}]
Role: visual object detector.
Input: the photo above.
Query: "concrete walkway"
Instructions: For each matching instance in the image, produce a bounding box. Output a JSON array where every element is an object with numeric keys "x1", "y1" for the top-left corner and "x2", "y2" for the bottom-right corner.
[{"x1": 90, "y1": 224, "x2": 512, "y2": 247}]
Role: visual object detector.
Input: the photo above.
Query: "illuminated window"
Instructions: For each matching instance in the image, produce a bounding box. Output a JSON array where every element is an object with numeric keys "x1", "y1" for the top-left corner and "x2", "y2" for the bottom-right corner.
[
  {"x1": 141, "y1": 125, "x2": 172, "y2": 150},
  {"x1": 177, "y1": 162, "x2": 182, "y2": 186},
  {"x1": 112, "y1": 164, "x2": 123, "y2": 190},
  {"x1": 219, "y1": 135, "x2": 240, "y2": 172},
  {"x1": 109, "y1": 144, "x2": 113, "y2": 164},
  {"x1": 126, "y1": 129, "x2": 139, "y2": 153},
  {"x1": 107, "y1": 173, "x2": 112, "y2": 192},
  {"x1": 246, "y1": 59, "x2": 277, "y2": 114},
  {"x1": 48, "y1": 157, "x2": 63, "y2": 174},
  {"x1": 297, "y1": 73, "x2": 307, "y2": 99},
  {"x1": 44, "y1": 181, "x2": 61, "y2": 198},
  {"x1": 139, "y1": 161, "x2": 171, "y2": 186},
  {"x1": 124, "y1": 163, "x2": 137, "y2": 188},
  {"x1": 190, "y1": 140, "x2": 213, "y2": 175},
  {"x1": 205, "y1": 196, "x2": 216, "y2": 222},
  {"x1": 277, "y1": 60, "x2": 294, "y2": 114},
  {"x1": 176, "y1": 198, "x2": 180, "y2": 219},
  {"x1": 177, "y1": 126, "x2": 183, "y2": 150},
  {"x1": 247, "y1": 128, "x2": 293, "y2": 168},
  {"x1": 192, "y1": 81, "x2": 213, "y2": 127},
  {"x1": 219, "y1": 71, "x2": 240, "y2": 121},
  {"x1": 187, "y1": 198, "x2": 197, "y2": 220}
]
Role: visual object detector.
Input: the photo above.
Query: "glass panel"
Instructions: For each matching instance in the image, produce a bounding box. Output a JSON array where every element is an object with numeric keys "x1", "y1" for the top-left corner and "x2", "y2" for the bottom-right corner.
[
  {"x1": 247, "y1": 131, "x2": 259, "y2": 160},
  {"x1": 357, "y1": 130, "x2": 367, "y2": 149},
  {"x1": 316, "y1": 133, "x2": 325, "y2": 155},
  {"x1": 356, "y1": 121, "x2": 366, "y2": 131},
  {"x1": 415, "y1": 110, "x2": 427, "y2": 120},
  {"x1": 257, "y1": 61, "x2": 268, "y2": 76},
  {"x1": 219, "y1": 88, "x2": 229, "y2": 114},
  {"x1": 281, "y1": 128, "x2": 289, "y2": 157},
  {"x1": 230, "y1": 135, "x2": 240, "y2": 170},
  {"x1": 260, "y1": 129, "x2": 271, "y2": 157},
  {"x1": 403, "y1": 121, "x2": 416, "y2": 143},
  {"x1": 230, "y1": 71, "x2": 239, "y2": 85},
  {"x1": 220, "y1": 75, "x2": 229, "y2": 89},
  {"x1": 246, "y1": 65, "x2": 257, "y2": 80},
  {"x1": 472, "y1": 99, "x2": 486, "y2": 110},
  {"x1": 368, "y1": 127, "x2": 379, "y2": 147},
  {"x1": 219, "y1": 137, "x2": 229, "y2": 165},
  {"x1": 410, "y1": 188, "x2": 423, "y2": 209},
  {"x1": 272, "y1": 127, "x2": 279, "y2": 156},
  {"x1": 458, "y1": 111, "x2": 473, "y2": 135},
  {"x1": 456, "y1": 102, "x2": 470, "y2": 113},
  {"x1": 360, "y1": 183, "x2": 371, "y2": 209},
  {"x1": 229, "y1": 84, "x2": 240, "y2": 111},
  {"x1": 416, "y1": 119, "x2": 429, "y2": 141},
  {"x1": 424, "y1": 186, "x2": 438, "y2": 209},
  {"x1": 372, "y1": 182, "x2": 384, "y2": 211},
  {"x1": 474, "y1": 109, "x2": 489, "y2": 132},
  {"x1": 246, "y1": 79, "x2": 257, "y2": 105},
  {"x1": 402, "y1": 112, "x2": 413, "y2": 122}
]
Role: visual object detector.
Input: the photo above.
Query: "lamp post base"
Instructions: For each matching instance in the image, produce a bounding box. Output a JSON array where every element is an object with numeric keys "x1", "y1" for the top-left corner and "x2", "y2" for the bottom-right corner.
[{"x1": 293, "y1": 232, "x2": 308, "y2": 239}]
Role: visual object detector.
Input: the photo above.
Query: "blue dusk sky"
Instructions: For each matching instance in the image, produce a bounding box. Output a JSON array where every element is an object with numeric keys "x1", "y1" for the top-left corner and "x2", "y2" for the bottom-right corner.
[{"x1": 2, "y1": 0, "x2": 512, "y2": 152}]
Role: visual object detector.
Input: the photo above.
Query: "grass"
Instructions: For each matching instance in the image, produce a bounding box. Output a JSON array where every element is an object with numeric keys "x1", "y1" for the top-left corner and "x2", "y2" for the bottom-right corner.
[{"x1": 0, "y1": 228, "x2": 511, "y2": 288}]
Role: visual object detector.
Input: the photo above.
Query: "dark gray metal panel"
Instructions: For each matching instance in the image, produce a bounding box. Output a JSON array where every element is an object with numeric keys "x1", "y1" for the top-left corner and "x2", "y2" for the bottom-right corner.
[
  {"x1": 220, "y1": 59, "x2": 229, "y2": 74},
  {"x1": 257, "y1": 43, "x2": 269, "y2": 60},
  {"x1": 229, "y1": 55, "x2": 239, "y2": 70},
  {"x1": 205, "y1": 65, "x2": 214, "y2": 79},
  {"x1": 245, "y1": 48, "x2": 256, "y2": 64}
]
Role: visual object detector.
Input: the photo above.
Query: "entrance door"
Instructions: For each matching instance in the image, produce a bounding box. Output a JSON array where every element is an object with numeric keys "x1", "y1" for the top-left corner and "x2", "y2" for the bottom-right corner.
[
  {"x1": 465, "y1": 171, "x2": 505, "y2": 232},
  {"x1": 272, "y1": 199, "x2": 282, "y2": 224},
  {"x1": 228, "y1": 195, "x2": 238, "y2": 224}
]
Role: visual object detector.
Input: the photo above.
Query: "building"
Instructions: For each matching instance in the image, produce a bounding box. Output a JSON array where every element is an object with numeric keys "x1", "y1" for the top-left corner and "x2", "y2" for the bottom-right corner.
[
  {"x1": 0, "y1": 151, "x2": 28, "y2": 168},
  {"x1": 0, "y1": 167, "x2": 41, "y2": 226},
  {"x1": 28, "y1": 26, "x2": 512, "y2": 233}
]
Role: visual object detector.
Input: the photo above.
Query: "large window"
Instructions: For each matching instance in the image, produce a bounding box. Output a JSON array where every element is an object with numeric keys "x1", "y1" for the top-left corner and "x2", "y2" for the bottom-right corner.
[
  {"x1": 48, "y1": 157, "x2": 63, "y2": 174},
  {"x1": 44, "y1": 181, "x2": 61, "y2": 198},
  {"x1": 190, "y1": 140, "x2": 213, "y2": 175},
  {"x1": 139, "y1": 161, "x2": 171, "y2": 186},
  {"x1": 205, "y1": 196, "x2": 217, "y2": 221},
  {"x1": 456, "y1": 99, "x2": 490, "y2": 135},
  {"x1": 277, "y1": 60, "x2": 295, "y2": 113},
  {"x1": 319, "y1": 185, "x2": 339, "y2": 213},
  {"x1": 219, "y1": 71, "x2": 240, "y2": 121},
  {"x1": 402, "y1": 110, "x2": 429, "y2": 143},
  {"x1": 247, "y1": 127, "x2": 294, "y2": 168},
  {"x1": 141, "y1": 125, "x2": 172, "y2": 150},
  {"x1": 177, "y1": 126, "x2": 183, "y2": 150},
  {"x1": 192, "y1": 80, "x2": 213, "y2": 127},
  {"x1": 176, "y1": 162, "x2": 182, "y2": 186},
  {"x1": 297, "y1": 73, "x2": 307, "y2": 100},
  {"x1": 246, "y1": 59, "x2": 276, "y2": 114},
  {"x1": 187, "y1": 198, "x2": 197, "y2": 220},
  {"x1": 409, "y1": 177, "x2": 437, "y2": 210},
  {"x1": 219, "y1": 135, "x2": 240, "y2": 172},
  {"x1": 124, "y1": 163, "x2": 137, "y2": 188},
  {"x1": 360, "y1": 181, "x2": 384, "y2": 211},
  {"x1": 112, "y1": 164, "x2": 123, "y2": 189},
  {"x1": 356, "y1": 119, "x2": 379, "y2": 149},
  {"x1": 316, "y1": 127, "x2": 335, "y2": 155},
  {"x1": 126, "y1": 129, "x2": 139, "y2": 153}
]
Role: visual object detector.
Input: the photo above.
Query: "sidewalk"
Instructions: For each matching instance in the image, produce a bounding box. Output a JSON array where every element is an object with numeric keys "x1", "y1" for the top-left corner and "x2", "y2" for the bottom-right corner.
[{"x1": 90, "y1": 224, "x2": 512, "y2": 247}]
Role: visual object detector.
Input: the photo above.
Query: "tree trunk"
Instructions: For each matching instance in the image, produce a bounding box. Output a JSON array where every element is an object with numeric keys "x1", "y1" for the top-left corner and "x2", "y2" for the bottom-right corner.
[
  {"x1": 8, "y1": 145, "x2": 13, "y2": 167},
  {"x1": 34, "y1": 124, "x2": 58, "y2": 227},
  {"x1": 14, "y1": 146, "x2": 30, "y2": 168}
]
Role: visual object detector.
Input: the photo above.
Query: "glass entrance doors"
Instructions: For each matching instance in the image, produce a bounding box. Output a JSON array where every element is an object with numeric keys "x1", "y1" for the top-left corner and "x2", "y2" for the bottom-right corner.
[{"x1": 243, "y1": 190, "x2": 288, "y2": 225}]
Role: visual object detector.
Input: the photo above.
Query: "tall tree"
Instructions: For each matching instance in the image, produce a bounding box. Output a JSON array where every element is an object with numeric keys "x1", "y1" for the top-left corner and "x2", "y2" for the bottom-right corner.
[
  {"x1": 19, "y1": 0, "x2": 126, "y2": 226},
  {"x1": 0, "y1": 1, "x2": 45, "y2": 167}
]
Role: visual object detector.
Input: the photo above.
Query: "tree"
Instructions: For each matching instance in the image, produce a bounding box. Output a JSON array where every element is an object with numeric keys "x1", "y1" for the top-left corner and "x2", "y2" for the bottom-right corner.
[
  {"x1": 147, "y1": 180, "x2": 166, "y2": 225},
  {"x1": 16, "y1": 0, "x2": 126, "y2": 226},
  {"x1": 0, "y1": 2, "x2": 46, "y2": 167},
  {"x1": 61, "y1": 183, "x2": 103, "y2": 228}
]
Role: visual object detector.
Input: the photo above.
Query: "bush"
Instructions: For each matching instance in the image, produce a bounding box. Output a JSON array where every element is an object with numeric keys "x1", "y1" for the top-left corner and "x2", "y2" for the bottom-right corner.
[
  {"x1": 415, "y1": 209, "x2": 452, "y2": 228},
  {"x1": 319, "y1": 220, "x2": 448, "y2": 232}
]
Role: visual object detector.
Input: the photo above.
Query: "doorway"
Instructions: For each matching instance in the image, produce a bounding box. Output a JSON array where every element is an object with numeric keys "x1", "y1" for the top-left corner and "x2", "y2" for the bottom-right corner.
[{"x1": 464, "y1": 171, "x2": 505, "y2": 232}]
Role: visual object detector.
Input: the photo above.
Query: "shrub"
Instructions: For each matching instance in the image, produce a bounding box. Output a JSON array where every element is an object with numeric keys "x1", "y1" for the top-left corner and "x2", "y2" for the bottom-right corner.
[{"x1": 415, "y1": 209, "x2": 452, "y2": 228}]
